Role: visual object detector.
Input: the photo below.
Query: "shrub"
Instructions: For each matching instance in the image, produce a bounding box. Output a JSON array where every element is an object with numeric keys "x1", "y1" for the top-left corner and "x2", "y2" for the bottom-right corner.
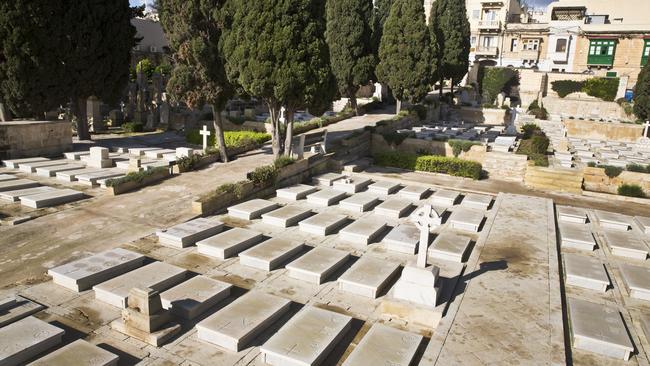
[
  {"x1": 626, "y1": 163, "x2": 649, "y2": 173},
  {"x1": 122, "y1": 122, "x2": 144, "y2": 133},
  {"x1": 247, "y1": 165, "x2": 278, "y2": 186},
  {"x1": 448, "y1": 139, "x2": 480, "y2": 157},
  {"x1": 522, "y1": 123, "x2": 540, "y2": 139},
  {"x1": 382, "y1": 132, "x2": 411, "y2": 146},
  {"x1": 186, "y1": 130, "x2": 271, "y2": 150},
  {"x1": 600, "y1": 165, "x2": 623, "y2": 178},
  {"x1": 551, "y1": 80, "x2": 584, "y2": 98},
  {"x1": 618, "y1": 184, "x2": 645, "y2": 198},
  {"x1": 517, "y1": 124, "x2": 549, "y2": 165},
  {"x1": 374, "y1": 152, "x2": 482, "y2": 180},
  {"x1": 273, "y1": 156, "x2": 295, "y2": 169},
  {"x1": 105, "y1": 167, "x2": 168, "y2": 187},
  {"x1": 215, "y1": 181, "x2": 247, "y2": 199},
  {"x1": 634, "y1": 62, "x2": 650, "y2": 120},
  {"x1": 479, "y1": 67, "x2": 519, "y2": 105},
  {"x1": 135, "y1": 58, "x2": 155, "y2": 79},
  {"x1": 587, "y1": 162, "x2": 597, "y2": 168},
  {"x1": 527, "y1": 101, "x2": 548, "y2": 120},
  {"x1": 583, "y1": 77, "x2": 619, "y2": 102},
  {"x1": 177, "y1": 153, "x2": 206, "y2": 171},
  {"x1": 408, "y1": 104, "x2": 427, "y2": 120}
]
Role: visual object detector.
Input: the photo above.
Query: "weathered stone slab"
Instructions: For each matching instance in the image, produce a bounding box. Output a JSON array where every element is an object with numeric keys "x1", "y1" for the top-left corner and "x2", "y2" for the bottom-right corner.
[
  {"x1": 558, "y1": 206, "x2": 588, "y2": 224},
  {"x1": 63, "y1": 151, "x2": 90, "y2": 160},
  {"x1": 196, "y1": 228, "x2": 264, "y2": 259},
  {"x1": 18, "y1": 160, "x2": 68, "y2": 173},
  {"x1": 76, "y1": 169, "x2": 126, "y2": 186},
  {"x1": 374, "y1": 199, "x2": 412, "y2": 219},
  {"x1": 35, "y1": 164, "x2": 85, "y2": 177},
  {"x1": 383, "y1": 224, "x2": 420, "y2": 254},
  {"x1": 128, "y1": 147, "x2": 161, "y2": 156},
  {"x1": 603, "y1": 230, "x2": 649, "y2": 260},
  {"x1": 299, "y1": 212, "x2": 348, "y2": 236},
  {"x1": 339, "y1": 192, "x2": 380, "y2": 213},
  {"x1": 27, "y1": 339, "x2": 118, "y2": 366},
  {"x1": 228, "y1": 199, "x2": 279, "y2": 220},
  {"x1": 312, "y1": 172, "x2": 345, "y2": 186},
  {"x1": 635, "y1": 216, "x2": 650, "y2": 235},
  {"x1": 461, "y1": 194, "x2": 493, "y2": 211},
  {"x1": 55, "y1": 167, "x2": 104, "y2": 182},
  {"x1": 0, "y1": 316, "x2": 64, "y2": 366},
  {"x1": 0, "y1": 187, "x2": 56, "y2": 202},
  {"x1": 342, "y1": 323, "x2": 422, "y2": 366},
  {"x1": 157, "y1": 218, "x2": 224, "y2": 248},
  {"x1": 239, "y1": 238, "x2": 304, "y2": 271},
  {"x1": 399, "y1": 185, "x2": 429, "y2": 201},
  {"x1": 0, "y1": 174, "x2": 18, "y2": 182},
  {"x1": 0, "y1": 295, "x2": 45, "y2": 328},
  {"x1": 48, "y1": 248, "x2": 146, "y2": 292},
  {"x1": 619, "y1": 263, "x2": 650, "y2": 301},
  {"x1": 429, "y1": 231, "x2": 472, "y2": 263},
  {"x1": 0, "y1": 296, "x2": 16, "y2": 312},
  {"x1": 332, "y1": 177, "x2": 372, "y2": 194},
  {"x1": 0, "y1": 179, "x2": 40, "y2": 192},
  {"x1": 196, "y1": 291, "x2": 291, "y2": 351},
  {"x1": 306, "y1": 189, "x2": 347, "y2": 206},
  {"x1": 559, "y1": 223, "x2": 596, "y2": 251},
  {"x1": 339, "y1": 217, "x2": 387, "y2": 245},
  {"x1": 20, "y1": 189, "x2": 84, "y2": 208},
  {"x1": 276, "y1": 184, "x2": 319, "y2": 201},
  {"x1": 144, "y1": 149, "x2": 175, "y2": 159},
  {"x1": 261, "y1": 206, "x2": 312, "y2": 228},
  {"x1": 93, "y1": 262, "x2": 188, "y2": 308},
  {"x1": 563, "y1": 253, "x2": 609, "y2": 292},
  {"x1": 338, "y1": 256, "x2": 400, "y2": 298},
  {"x1": 568, "y1": 298, "x2": 634, "y2": 360},
  {"x1": 448, "y1": 208, "x2": 484, "y2": 233},
  {"x1": 286, "y1": 247, "x2": 349, "y2": 284},
  {"x1": 2, "y1": 157, "x2": 50, "y2": 169},
  {"x1": 595, "y1": 210, "x2": 632, "y2": 231},
  {"x1": 260, "y1": 306, "x2": 352, "y2": 366},
  {"x1": 160, "y1": 276, "x2": 232, "y2": 319},
  {"x1": 431, "y1": 189, "x2": 460, "y2": 207},
  {"x1": 367, "y1": 181, "x2": 400, "y2": 195}
]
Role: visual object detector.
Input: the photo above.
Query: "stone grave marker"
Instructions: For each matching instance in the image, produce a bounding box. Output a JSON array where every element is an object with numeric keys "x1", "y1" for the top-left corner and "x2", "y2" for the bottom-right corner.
[
  {"x1": 312, "y1": 172, "x2": 345, "y2": 186},
  {"x1": 18, "y1": 160, "x2": 68, "y2": 173},
  {"x1": 20, "y1": 189, "x2": 85, "y2": 208},
  {"x1": 338, "y1": 256, "x2": 400, "y2": 298},
  {"x1": 595, "y1": 210, "x2": 631, "y2": 231},
  {"x1": 0, "y1": 174, "x2": 18, "y2": 182},
  {"x1": 339, "y1": 192, "x2": 380, "y2": 213},
  {"x1": 199, "y1": 125, "x2": 211, "y2": 151},
  {"x1": 0, "y1": 186, "x2": 56, "y2": 203},
  {"x1": 383, "y1": 224, "x2": 420, "y2": 254},
  {"x1": 559, "y1": 223, "x2": 596, "y2": 251},
  {"x1": 332, "y1": 176, "x2": 372, "y2": 194},
  {"x1": 0, "y1": 179, "x2": 40, "y2": 192},
  {"x1": 306, "y1": 189, "x2": 347, "y2": 206},
  {"x1": 603, "y1": 230, "x2": 649, "y2": 260},
  {"x1": 448, "y1": 208, "x2": 484, "y2": 233},
  {"x1": 339, "y1": 217, "x2": 387, "y2": 245},
  {"x1": 28, "y1": 339, "x2": 118, "y2": 366},
  {"x1": 0, "y1": 316, "x2": 64, "y2": 366},
  {"x1": 35, "y1": 164, "x2": 85, "y2": 177},
  {"x1": 428, "y1": 231, "x2": 472, "y2": 263},
  {"x1": 367, "y1": 181, "x2": 401, "y2": 195},
  {"x1": 276, "y1": 184, "x2": 319, "y2": 201},
  {"x1": 238, "y1": 238, "x2": 304, "y2": 271},
  {"x1": 342, "y1": 323, "x2": 423, "y2": 366},
  {"x1": 374, "y1": 199, "x2": 412, "y2": 219},
  {"x1": 299, "y1": 212, "x2": 349, "y2": 236},
  {"x1": 634, "y1": 216, "x2": 650, "y2": 234},
  {"x1": 461, "y1": 194, "x2": 493, "y2": 211},
  {"x1": 285, "y1": 246, "x2": 349, "y2": 284},
  {"x1": 261, "y1": 205, "x2": 312, "y2": 228},
  {"x1": 619, "y1": 263, "x2": 650, "y2": 300},
  {"x1": 157, "y1": 218, "x2": 224, "y2": 248},
  {"x1": 160, "y1": 276, "x2": 232, "y2": 319},
  {"x1": 563, "y1": 253, "x2": 609, "y2": 292},
  {"x1": 2, "y1": 157, "x2": 50, "y2": 169},
  {"x1": 431, "y1": 189, "x2": 460, "y2": 207},
  {"x1": 196, "y1": 228, "x2": 264, "y2": 259},
  {"x1": 228, "y1": 199, "x2": 279, "y2": 220},
  {"x1": 558, "y1": 206, "x2": 588, "y2": 224},
  {"x1": 399, "y1": 185, "x2": 430, "y2": 201}
]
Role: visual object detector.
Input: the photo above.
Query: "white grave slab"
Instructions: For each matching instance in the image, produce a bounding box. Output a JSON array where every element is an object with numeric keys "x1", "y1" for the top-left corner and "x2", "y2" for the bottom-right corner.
[
  {"x1": 286, "y1": 247, "x2": 349, "y2": 284},
  {"x1": 559, "y1": 223, "x2": 596, "y2": 251},
  {"x1": 2, "y1": 157, "x2": 50, "y2": 169},
  {"x1": 332, "y1": 177, "x2": 372, "y2": 194},
  {"x1": 261, "y1": 206, "x2": 312, "y2": 227},
  {"x1": 18, "y1": 160, "x2": 68, "y2": 173},
  {"x1": 367, "y1": 181, "x2": 400, "y2": 195},
  {"x1": 276, "y1": 184, "x2": 319, "y2": 201},
  {"x1": 196, "y1": 291, "x2": 291, "y2": 351},
  {"x1": 0, "y1": 179, "x2": 40, "y2": 192},
  {"x1": 338, "y1": 256, "x2": 400, "y2": 298},
  {"x1": 35, "y1": 164, "x2": 85, "y2": 177},
  {"x1": 429, "y1": 231, "x2": 472, "y2": 263},
  {"x1": 619, "y1": 263, "x2": 650, "y2": 301},
  {"x1": 312, "y1": 172, "x2": 345, "y2": 186},
  {"x1": 76, "y1": 169, "x2": 126, "y2": 186},
  {"x1": 55, "y1": 168, "x2": 104, "y2": 182},
  {"x1": 339, "y1": 217, "x2": 387, "y2": 245},
  {"x1": 157, "y1": 218, "x2": 224, "y2": 248},
  {"x1": 128, "y1": 147, "x2": 161, "y2": 156},
  {"x1": 374, "y1": 199, "x2": 412, "y2": 219},
  {"x1": 196, "y1": 228, "x2": 263, "y2": 259},
  {"x1": 306, "y1": 189, "x2": 347, "y2": 206},
  {"x1": 431, "y1": 189, "x2": 460, "y2": 207},
  {"x1": 0, "y1": 317, "x2": 64, "y2": 366},
  {"x1": 20, "y1": 189, "x2": 84, "y2": 208},
  {"x1": 93, "y1": 262, "x2": 188, "y2": 308},
  {"x1": 603, "y1": 230, "x2": 649, "y2": 260},
  {"x1": 595, "y1": 210, "x2": 632, "y2": 231},
  {"x1": 228, "y1": 199, "x2": 279, "y2": 220},
  {"x1": 448, "y1": 208, "x2": 484, "y2": 233},
  {"x1": 49, "y1": 248, "x2": 146, "y2": 292},
  {"x1": 160, "y1": 276, "x2": 232, "y2": 319},
  {"x1": 461, "y1": 194, "x2": 493, "y2": 211},
  {"x1": 399, "y1": 185, "x2": 430, "y2": 201},
  {"x1": 63, "y1": 151, "x2": 91, "y2": 160},
  {"x1": 634, "y1": 216, "x2": 650, "y2": 235},
  {"x1": 144, "y1": 149, "x2": 175, "y2": 159},
  {"x1": 568, "y1": 298, "x2": 634, "y2": 360},
  {"x1": 342, "y1": 323, "x2": 422, "y2": 366},
  {"x1": 27, "y1": 339, "x2": 118, "y2": 366},
  {"x1": 563, "y1": 253, "x2": 609, "y2": 292},
  {"x1": 558, "y1": 206, "x2": 588, "y2": 224},
  {"x1": 339, "y1": 192, "x2": 380, "y2": 213},
  {"x1": 383, "y1": 224, "x2": 420, "y2": 254},
  {"x1": 239, "y1": 238, "x2": 304, "y2": 271},
  {"x1": 260, "y1": 306, "x2": 352, "y2": 366},
  {"x1": 299, "y1": 212, "x2": 348, "y2": 236},
  {"x1": 0, "y1": 174, "x2": 17, "y2": 182},
  {"x1": 0, "y1": 187, "x2": 56, "y2": 202}
]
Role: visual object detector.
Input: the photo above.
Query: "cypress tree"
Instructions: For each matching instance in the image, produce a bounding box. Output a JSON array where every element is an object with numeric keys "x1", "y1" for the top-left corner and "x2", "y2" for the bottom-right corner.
[
  {"x1": 371, "y1": 0, "x2": 392, "y2": 58},
  {"x1": 437, "y1": 0, "x2": 471, "y2": 95},
  {"x1": 325, "y1": 0, "x2": 376, "y2": 115},
  {"x1": 223, "y1": 0, "x2": 336, "y2": 157},
  {"x1": 428, "y1": 0, "x2": 441, "y2": 92},
  {"x1": 376, "y1": 0, "x2": 431, "y2": 114},
  {"x1": 158, "y1": 0, "x2": 233, "y2": 162},
  {"x1": 634, "y1": 63, "x2": 650, "y2": 122}
]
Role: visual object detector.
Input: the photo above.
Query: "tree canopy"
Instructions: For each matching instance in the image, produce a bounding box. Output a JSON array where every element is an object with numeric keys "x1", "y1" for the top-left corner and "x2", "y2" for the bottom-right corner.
[
  {"x1": 436, "y1": 0, "x2": 471, "y2": 92},
  {"x1": 634, "y1": 63, "x2": 650, "y2": 121}
]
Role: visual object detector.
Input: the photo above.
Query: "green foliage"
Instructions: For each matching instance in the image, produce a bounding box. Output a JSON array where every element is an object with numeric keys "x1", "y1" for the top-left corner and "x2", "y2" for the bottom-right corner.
[
  {"x1": 600, "y1": 165, "x2": 624, "y2": 178},
  {"x1": 376, "y1": 0, "x2": 431, "y2": 105},
  {"x1": 136, "y1": 58, "x2": 155, "y2": 79},
  {"x1": 435, "y1": 0, "x2": 471, "y2": 86},
  {"x1": 448, "y1": 139, "x2": 479, "y2": 157},
  {"x1": 273, "y1": 156, "x2": 296, "y2": 169},
  {"x1": 408, "y1": 104, "x2": 428, "y2": 120},
  {"x1": 382, "y1": 132, "x2": 411, "y2": 146},
  {"x1": 551, "y1": 78, "x2": 619, "y2": 101},
  {"x1": 247, "y1": 165, "x2": 278, "y2": 187},
  {"x1": 517, "y1": 124, "x2": 549, "y2": 166},
  {"x1": 177, "y1": 153, "x2": 206, "y2": 171},
  {"x1": 105, "y1": 167, "x2": 168, "y2": 187},
  {"x1": 626, "y1": 164, "x2": 650, "y2": 173},
  {"x1": 551, "y1": 80, "x2": 584, "y2": 98},
  {"x1": 587, "y1": 162, "x2": 597, "y2": 168},
  {"x1": 521, "y1": 123, "x2": 540, "y2": 139},
  {"x1": 634, "y1": 62, "x2": 650, "y2": 120},
  {"x1": 154, "y1": 63, "x2": 172, "y2": 77},
  {"x1": 480, "y1": 67, "x2": 519, "y2": 105},
  {"x1": 374, "y1": 152, "x2": 482, "y2": 180},
  {"x1": 214, "y1": 181, "x2": 247, "y2": 199},
  {"x1": 122, "y1": 122, "x2": 144, "y2": 133},
  {"x1": 618, "y1": 184, "x2": 646, "y2": 198},
  {"x1": 371, "y1": 0, "x2": 392, "y2": 58},
  {"x1": 186, "y1": 130, "x2": 271, "y2": 150}
]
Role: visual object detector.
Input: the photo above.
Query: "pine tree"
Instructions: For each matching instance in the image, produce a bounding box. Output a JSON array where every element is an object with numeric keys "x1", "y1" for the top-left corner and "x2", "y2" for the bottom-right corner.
[
  {"x1": 376, "y1": 0, "x2": 431, "y2": 114},
  {"x1": 223, "y1": 0, "x2": 336, "y2": 157},
  {"x1": 437, "y1": 0, "x2": 471, "y2": 95},
  {"x1": 158, "y1": 0, "x2": 233, "y2": 162},
  {"x1": 326, "y1": 0, "x2": 376, "y2": 115},
  {"x1": 634, "y1": 63, "x2": 650, "y2": 122}
]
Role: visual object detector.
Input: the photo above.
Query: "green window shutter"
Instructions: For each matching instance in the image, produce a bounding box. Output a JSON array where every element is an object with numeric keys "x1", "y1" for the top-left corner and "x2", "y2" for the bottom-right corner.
[
  {"x1": 588, "y1": 39, "x2": 616, "y2": 66},
  {"x1": 642, "y1": 40, "x2": 650, "y2": 66}
]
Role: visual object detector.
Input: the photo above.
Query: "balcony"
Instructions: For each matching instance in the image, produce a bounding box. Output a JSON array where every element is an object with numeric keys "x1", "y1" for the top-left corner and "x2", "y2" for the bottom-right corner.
[
  {"x1": 480, "y1": 0, "x2": 504, "y2": 6},
  {"x1": 519, "y1": 49, "x2": 540, "y2": 60},
  {"x1": 478, "y1": 20, "x2": 501, "y2": 31},
  {"x1": 475, "y1": 46, "x2": 499, "y2": 57}
]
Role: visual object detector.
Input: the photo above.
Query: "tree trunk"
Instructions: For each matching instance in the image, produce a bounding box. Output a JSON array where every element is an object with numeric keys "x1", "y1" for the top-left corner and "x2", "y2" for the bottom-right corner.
[
  {"x1": 439, "y1": 77, "x2": 444, "y2": 98},
  {"x1": 76, "y1": 98, "x2": 91, "y2": 140},
  {"x1": 395, "y1": 99, "x2": 402, "y2": 115},
  {"x1": 450, "y1": 79, "x2": 455, "y2": 100},
  {"x1": 349, "y1": 93, "x2": 359, "y2": 116},
  {"x1": 0, "y1": 102, "x2": 11, "y2": 122},
  {"x1": 267, "y1": 103, "x2": 281, "y2": 158},
  {"x1": 211, "y1": 105, "x2": 229, "y2": 163},
  {"x1": 283, "y1": 109, "x2": 295, "y2": 157}
]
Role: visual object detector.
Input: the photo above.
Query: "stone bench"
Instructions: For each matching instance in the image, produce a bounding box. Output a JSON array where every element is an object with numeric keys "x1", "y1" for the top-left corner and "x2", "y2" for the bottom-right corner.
[
  {"x1": 276, "y1": 184, "x2": 319, "y2": 201},
  {"x1": 160, "y1": 276, "x2": 232, "y2": 319},
  {"x1": 261, "y1": 206, "x2": 312, "y2": 228},
  {"x1": 228, "y1": 199, "x2": 279, "y2": 220},
  {"x1": 342, "y1": 323, "x2": 422, "y2": 366},
  {"x1": 306, "y1": 189, "x2": 347, "y2": 206},
  {"x1": 563, "y1": 253, "x2": 609, "y2": 292},
  {"x1": 429, "y1": 231, "x2": 472, "y2": 263},
  {"x1": 383, "y1": 224, "x2": 419, "y2": 254},
  {"x1": 196, "y1": 228, "x2": 264, "y2": 260},
  {"x1": 157, "y1": 218, "x2": 224, "y2": 248},
  {"x1": 286, "y1": 247, "x2": 349, "y2": 284},
  {"x1": 338, "y1": 256, "x2": 400, "y2": 298},
  {"x1": 239, "y1": 238, "x2": 304, "y2": 271},
  {"x1": 559, "y1": 223, "x2": 596, "y2": 251},
  {"x1": 0, "y1": 317, "x2": 64, "y2": 366},
  {"x1": 339, "y1": 217, "x2": 387, "y2": 245},
  {"x1": 619, "y1": 263, "x2": 650, "y2": 301},
  {"x1": 299, "y1": 212, "x2": 348, "y2": 236},
  {"x1": 20, "y1": 189, "x2": 85, "y2": 208},
  {"x1": 339, "y1": 193, "x2": 380, "y2": 213},
  {"x1": 28, "y1": 339, "x2": 118, "y2": 366}
]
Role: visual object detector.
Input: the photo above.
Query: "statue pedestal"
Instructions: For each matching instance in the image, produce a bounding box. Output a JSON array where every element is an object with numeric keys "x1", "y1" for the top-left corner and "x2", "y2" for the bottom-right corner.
[{"x1": 393, "y1": 265, "x2": 441, "y2": 308}]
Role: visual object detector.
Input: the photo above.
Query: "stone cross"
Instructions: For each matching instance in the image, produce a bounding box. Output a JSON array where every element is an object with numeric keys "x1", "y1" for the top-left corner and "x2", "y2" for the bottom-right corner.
[
  {"x1": 644, "y1": 121, "x2": 650, "y2": 138},
  {"x1": 279, "y1": 106, "x2": 286, "y2": 124},
  {"x1": 200, "y1": 125, "x2": 211, "y2": 151},
  {"x1": 410, "y1": 204, "x2": 440, "y2": 268}
]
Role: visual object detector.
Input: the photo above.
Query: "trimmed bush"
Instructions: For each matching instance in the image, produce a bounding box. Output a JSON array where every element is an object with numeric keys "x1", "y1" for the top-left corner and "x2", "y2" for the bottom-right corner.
[
  {"x1": 551, "y1": 80, "x2": 584, "y2": 98},
  {"x1": 247, "y1": 165, "x2": 278, "y2": 186},
  {"x1": 626, "y1": 163, "x2": 649, "y2": 173},
  {"x1": 382, "y1": 132, "x2": 411, "y2": 146},
  {"x1": 583, "y1": 77, "x2": 619, "y2": 102},
  {"x1": 448, "y1": 139, "x2": 480, "y2": 157},
  {"x1": 600, "y1": 165, "x2": 623, "y2": 178},
  {"x1": 374, "y1": 152, "x2": 482, "y2": 180},
  {"x1": 618, "y1": 184, "x2": 645, "y2": 198},
  {"x1": 105, "y1": 167, "x2": 168, "y2": 187},
  {"x1": 122, "y1": 122, "x2": 144, "y2": 133},
  {"x1": 214, "y1": 181, "x2": 247, "y2": 199},
  {"x1": 177, "y1": 153, "x2": 206, "y2": 171},
  {"x1": 517, "y1": 124, "x2": 549, "y2": 166},
  {"x1": 273, "y1": 156, "x2": 295, "y2": 169},
  {"x1": 186, "y1": 130, "x2": 271, "y2": 149}
]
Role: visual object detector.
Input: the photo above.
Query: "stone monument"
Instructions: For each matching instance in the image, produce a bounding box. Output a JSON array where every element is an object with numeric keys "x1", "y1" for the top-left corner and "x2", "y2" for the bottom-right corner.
[{"x1": 87, "y1": 147, "x2": 113, "y2": 168}]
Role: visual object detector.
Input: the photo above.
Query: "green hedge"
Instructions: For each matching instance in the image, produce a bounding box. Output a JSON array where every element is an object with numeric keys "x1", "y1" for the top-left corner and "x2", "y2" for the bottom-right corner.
[
  {"x1": 517, "y1": 124, "x2": 550, "y2": 166},
  {"x1": 551, "y1": 78, "x2": 619, "y2": 102},
  {"x1": 618, "y1": 184, "x2": 645, "y2": 198},
  {"x1": 105, "y1": 167, "x2": 168, "y2": 187},
  {"x1": 551, "y1": 80, "x2": 584, "y2": 98},
  {"x1": 448, "y1": 139, "x2": 480, "y2": 157},
  {"x1": 374, "y1": 152, "x2": 482, "y2": 180},
  {"x1": 186, "y1": 130, "x2": 271, "y2": 149}
]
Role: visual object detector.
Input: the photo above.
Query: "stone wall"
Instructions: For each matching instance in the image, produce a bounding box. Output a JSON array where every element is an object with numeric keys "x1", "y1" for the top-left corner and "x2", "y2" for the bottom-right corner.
[
  {"x1": 563, "y1": 119, "x2": 643, "y2": 143},
  {"x1": 583, "y1": 167, "x2": 650, "y2": 196},
  {"x1": 541, "y1": 95, "x2": 631, "y2": 121},
  {"x1": 0, "y1": 120, "x2": 72, "y2": 159},
  {"x1": 524, "y1": 166, "x2": 584, "y2": 195},
  {"x1": 517, "y1": 69, "x2": 547, "y2": 108},
  {"x1": 572, "y1": 36, "x2": 646, "y2": 88},
  {"x1": 482, "y1": 152, "x2": 528, "y2": 182},
  {"x1": 370, "y1": 134, "x2": 488, "y2": 164},
  {"x1": 457, "y1": 107, "x2": 509, "y2": 125}
]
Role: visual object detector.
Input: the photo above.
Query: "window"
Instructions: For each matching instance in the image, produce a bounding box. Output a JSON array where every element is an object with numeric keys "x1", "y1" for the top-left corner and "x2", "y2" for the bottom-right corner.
[
  {"x1": 642, "y1": 40, "x2": 650, "y2": 66},
  {"x1": 471, "y1": 36, "x2": 477, "y2": 46},
  {"x1": 510, "y1": 39, "x2": 518, "y2": 52},
  {"x1": 472, "y1": 10, "x2": 480, "y2": 19},
  {"x1": 555, "y1": 39, "x2": 567, "y2": 53},
  {"x1": 587, "y1": 39, "x2": 616, "y2": 65},
  {"x1": 523, "y1": 39, "x2": 539, "y2": 51},
  {"x1": 484, "y1": 10, "x2": 497, "y2": 21},
  {"x1": 482, "y1": 37, "x2": 495, "y2": 47}
]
